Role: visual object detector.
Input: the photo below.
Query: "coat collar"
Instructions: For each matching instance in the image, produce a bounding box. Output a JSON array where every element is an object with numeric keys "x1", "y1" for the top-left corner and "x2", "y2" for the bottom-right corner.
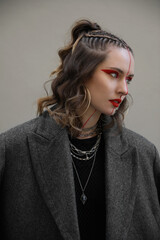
[{"x1": 27, "y1": 111, "x2": 138, "y2": 240}]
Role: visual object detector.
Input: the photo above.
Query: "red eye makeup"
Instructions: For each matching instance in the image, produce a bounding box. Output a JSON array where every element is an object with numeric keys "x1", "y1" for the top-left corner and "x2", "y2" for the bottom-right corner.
[
  {"x1": 126, "y1": 76, "x2": 133, "y2": 84},
  {"x1": 101, "y1": 68, "x2": 134, "y2": 86},
  {"x1": 101, "y1": 69, "x2": 119, "y2": 78}
]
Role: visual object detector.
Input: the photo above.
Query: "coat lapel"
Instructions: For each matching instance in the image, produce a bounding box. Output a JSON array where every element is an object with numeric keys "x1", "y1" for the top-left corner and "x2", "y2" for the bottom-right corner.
[
  {"x1": 27, "y1": 113, "x2": 80, "y2": 240},
  {"x1": 103, "y1": 128, "x2": 138, "y2": 240}
]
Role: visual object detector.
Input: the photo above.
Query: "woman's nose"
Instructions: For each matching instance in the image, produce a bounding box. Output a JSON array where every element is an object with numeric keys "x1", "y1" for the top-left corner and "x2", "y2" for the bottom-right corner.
[{"x1": 118, "y1": 78, "x2": 128, "y2": 96}]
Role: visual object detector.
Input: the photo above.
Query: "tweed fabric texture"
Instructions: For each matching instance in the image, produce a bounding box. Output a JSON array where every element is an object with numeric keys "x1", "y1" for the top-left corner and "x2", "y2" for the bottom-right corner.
[{"x1": 0, "y1": 111, "x2": 160, "y2": 239}]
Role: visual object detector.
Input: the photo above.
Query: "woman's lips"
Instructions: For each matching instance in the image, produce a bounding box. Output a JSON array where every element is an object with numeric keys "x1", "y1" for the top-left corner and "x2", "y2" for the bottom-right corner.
[{"x1": 109, "y1": 99, "x2": 121, "y2": 108}]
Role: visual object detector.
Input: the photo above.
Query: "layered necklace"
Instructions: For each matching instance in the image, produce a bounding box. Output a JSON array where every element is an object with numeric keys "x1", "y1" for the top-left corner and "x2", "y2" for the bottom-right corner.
[
  {"x1": 70, "y1": 132, "x2": 102, "y2": 204},
  {"x1": 70, "y1": 133, "x2": 101, "y2": 161},
  {"x1": 69, "y1": 109, "x2": 102, "y2": 204},
  {"x1": 78, "y1": 122, "x2": 101, "y2": 138}
]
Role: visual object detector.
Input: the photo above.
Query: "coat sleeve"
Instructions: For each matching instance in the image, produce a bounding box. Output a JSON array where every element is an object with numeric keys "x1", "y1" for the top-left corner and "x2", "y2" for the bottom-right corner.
[
  {"x1": 153, "y1": 146, "x2": 160, "y2": 204},
  {"x1": 0, "y1": 133, "x2": 5, "y2": 184}
]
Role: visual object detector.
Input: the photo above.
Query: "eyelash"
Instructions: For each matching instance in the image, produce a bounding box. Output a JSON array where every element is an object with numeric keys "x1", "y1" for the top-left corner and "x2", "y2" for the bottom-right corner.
[
  {"x1": 126, "y1": 77, "x2": 132, "y2": 84},
  {"x1": 101, "y1": 69, "x2": 119, "y2": 78},
  {"x1": 101, "y1": 69, "x2": 133, "y2": 84}
]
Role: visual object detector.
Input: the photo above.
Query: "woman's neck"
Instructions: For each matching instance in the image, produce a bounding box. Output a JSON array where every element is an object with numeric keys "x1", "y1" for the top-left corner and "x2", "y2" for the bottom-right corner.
[
  {"x1": 77, "y1": 107, "x2": 101, "y2": 139},
  {"x1": 82, "y1": 107, "x2": 101, "y2": 129}
]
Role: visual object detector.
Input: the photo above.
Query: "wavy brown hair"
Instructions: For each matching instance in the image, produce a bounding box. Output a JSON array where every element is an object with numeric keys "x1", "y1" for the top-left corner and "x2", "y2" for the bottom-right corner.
[{"x1": 37, "y1": 19, "x2": 134, "y2": 137}]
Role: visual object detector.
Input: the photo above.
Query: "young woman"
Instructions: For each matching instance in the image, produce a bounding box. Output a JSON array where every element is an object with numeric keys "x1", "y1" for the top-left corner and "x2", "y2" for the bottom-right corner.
[{"x1": 0, "y1": 19, "x2": 160, "y2": 240}]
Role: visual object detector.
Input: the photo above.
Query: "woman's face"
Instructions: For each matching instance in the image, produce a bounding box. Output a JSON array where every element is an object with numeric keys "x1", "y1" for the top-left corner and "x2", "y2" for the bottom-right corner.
[{"x1": 85, "y1": 46, "x2": 135, "y2": 116}]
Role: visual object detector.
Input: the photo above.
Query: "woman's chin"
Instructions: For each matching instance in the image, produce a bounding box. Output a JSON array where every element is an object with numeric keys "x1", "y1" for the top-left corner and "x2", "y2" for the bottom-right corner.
[{"x1": 101, "y1": 107, "x2": 117, "y2": 116}]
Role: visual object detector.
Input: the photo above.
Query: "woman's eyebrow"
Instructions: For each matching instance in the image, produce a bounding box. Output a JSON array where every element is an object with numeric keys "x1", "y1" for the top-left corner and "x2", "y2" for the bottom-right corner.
[{"x1": 109, "y1": 67, "x2": 134, "y2": 77}]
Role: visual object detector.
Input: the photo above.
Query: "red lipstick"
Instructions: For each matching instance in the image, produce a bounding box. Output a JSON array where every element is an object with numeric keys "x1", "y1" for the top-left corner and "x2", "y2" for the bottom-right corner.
[{"x1": 109, "y1": 99, "x2": 121, "y2": 107}]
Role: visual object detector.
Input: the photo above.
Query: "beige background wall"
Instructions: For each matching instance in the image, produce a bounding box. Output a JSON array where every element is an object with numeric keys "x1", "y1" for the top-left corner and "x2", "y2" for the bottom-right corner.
[{"x1": 0, "y1": 0, "x2": 160, "y2": 153}]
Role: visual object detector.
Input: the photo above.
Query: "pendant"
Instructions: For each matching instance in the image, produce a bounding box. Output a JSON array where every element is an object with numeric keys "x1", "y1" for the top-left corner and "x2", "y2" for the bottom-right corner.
[
  {"x1": 86, "y1": 154, "x2": 89, "y2": 160},
  {"x1": 80, "y1": 193, "x2": 87, "y2": 204}
]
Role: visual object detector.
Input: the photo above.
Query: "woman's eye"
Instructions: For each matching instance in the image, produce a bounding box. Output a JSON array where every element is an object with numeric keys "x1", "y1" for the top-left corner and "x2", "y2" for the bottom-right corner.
[
  {"x1": 101, "y1": 69, "x2": 119, "y2": 78},
  {"x1": 126, "y1": 77, "x2": 132, "y2": 84},
  {"x1": 110, "y1": 72, "x2": 118, "y2": 78}
]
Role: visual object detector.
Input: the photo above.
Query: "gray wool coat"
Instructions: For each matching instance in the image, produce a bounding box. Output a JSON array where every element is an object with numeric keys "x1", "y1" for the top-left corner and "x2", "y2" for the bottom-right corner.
[{"x1": 0, "y1": 110, "x2": 160, "y2": 240}]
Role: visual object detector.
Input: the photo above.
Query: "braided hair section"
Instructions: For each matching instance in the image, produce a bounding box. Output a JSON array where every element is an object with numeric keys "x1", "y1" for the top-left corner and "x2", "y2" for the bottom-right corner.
[{"x1": 72, "y1": 30, "x2": 133, "y2": 54}]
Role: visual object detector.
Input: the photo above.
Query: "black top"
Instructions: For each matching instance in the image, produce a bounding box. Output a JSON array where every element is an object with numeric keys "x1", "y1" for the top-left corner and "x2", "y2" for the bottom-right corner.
[{"x1": 69, "y1": 134, "x2": 106, "y2": 240}]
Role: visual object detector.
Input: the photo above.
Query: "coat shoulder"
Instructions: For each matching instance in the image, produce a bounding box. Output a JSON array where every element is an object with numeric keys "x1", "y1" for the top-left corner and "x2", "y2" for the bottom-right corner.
[
  {"x1": 0, "y1": 116, "x2": 39, "y2": 147},
  {"x1": 0, "y1": 110, "x2": 61, "y2": 148},
  {"x1": 122, "y1": 127, "x2": 157, "y2": 157},
  {"x1": 0, "y1": 116, "x2": 42, "y2": 180}
]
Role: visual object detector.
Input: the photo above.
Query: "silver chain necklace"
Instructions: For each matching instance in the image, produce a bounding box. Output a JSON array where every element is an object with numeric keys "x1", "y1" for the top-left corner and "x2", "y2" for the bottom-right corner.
[
  {"x1": 70, "y1": 134, "x2": 101, "y2": 204},
  {"x1": 70, "y1": 133, "x2": 101, "y2": 161},
  {"x1": 78, "y1": 121, "x2": 102, "y2": 138}
]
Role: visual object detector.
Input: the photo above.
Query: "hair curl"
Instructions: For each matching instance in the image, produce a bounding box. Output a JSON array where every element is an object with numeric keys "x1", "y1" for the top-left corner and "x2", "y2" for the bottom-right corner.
[{"x1": 37, "y1": 19, "x2": 134, "y2": 137}]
